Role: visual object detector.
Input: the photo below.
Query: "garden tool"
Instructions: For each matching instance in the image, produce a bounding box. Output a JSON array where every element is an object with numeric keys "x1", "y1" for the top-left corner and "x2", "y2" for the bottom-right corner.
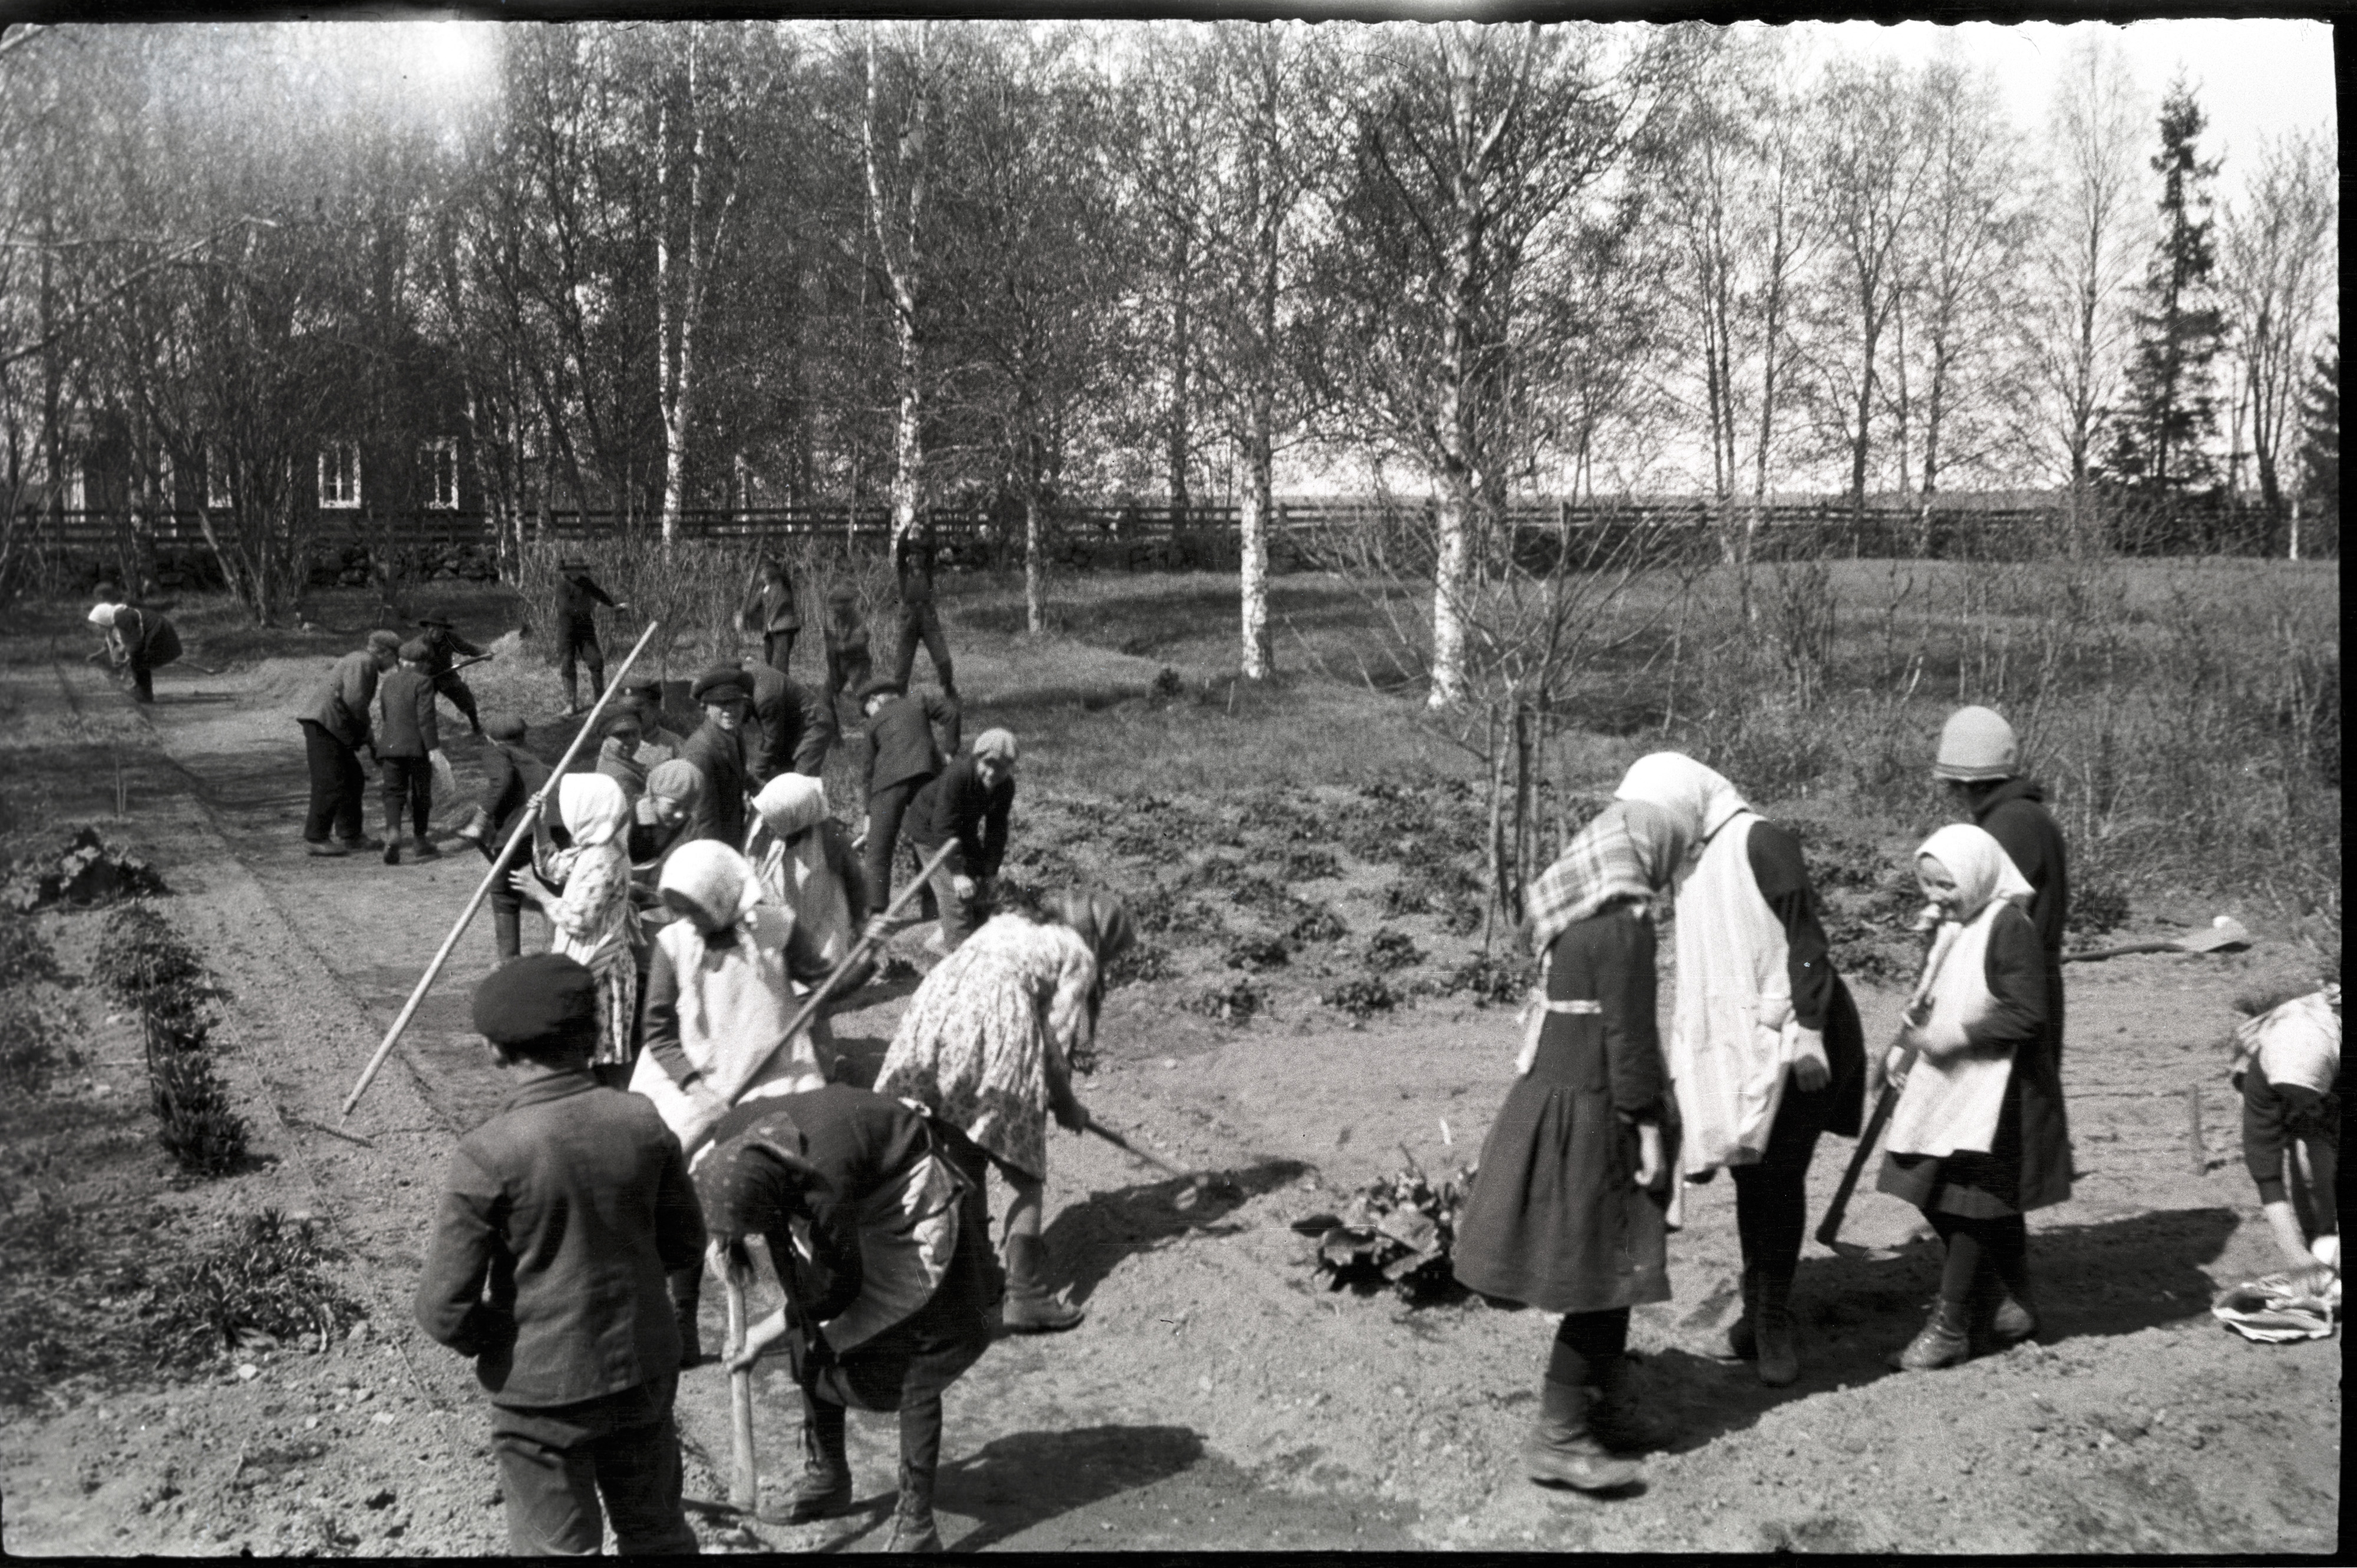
[
  {"x1": 339, "y1": 619, "x2": 664, "y2": 1120},
  {"x1": 1080, "y1": 1114, "x2": 1237, "y2": 1203},
  {"x1": 724, "y1": 1247, "x2": 759, "y2": 1514},
  {"x1": 1814, "y1": 1038, "x2": 1920, "y2": 1259},
  {"x1": 2062, "y1": 915, "x2": 2251, "y2": 962}
]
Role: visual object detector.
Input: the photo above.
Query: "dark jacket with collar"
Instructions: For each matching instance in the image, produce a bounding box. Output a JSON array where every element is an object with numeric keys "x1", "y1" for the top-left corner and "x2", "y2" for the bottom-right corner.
[
  {"x1": 744, "y1": 575, "x2": 801, "y2": 633},
  {"x1": 859, "y1": 691, "x2": 960, "y2": 797},
  {"x1": 681, "y1": 717, "x2": 748, "y2": 847},
  {"x1": 308, "y1": 650, "x2": 382, "y2": 750},
  {"x1": 1972, "y1": 778, "x2": 2068, "y2": 960},
  {"x1": 412, "y1": 1070, "x2": 706, "y2": 1408},
  {"x1": 374, "y1": 667, "x2": 441, "y2": 759},
  {"x1": 418, "y1": 624, "x2": 486, "y2": 677},
  {"x1": 481, "y1": 740, "x2": 556, "y2": 840},
  {"x1": 745, "y1": 663, "x2": 830, "y2": 786},
  {"x1": 907, "y1": 753, "x2": 1014, "y2": 879}
]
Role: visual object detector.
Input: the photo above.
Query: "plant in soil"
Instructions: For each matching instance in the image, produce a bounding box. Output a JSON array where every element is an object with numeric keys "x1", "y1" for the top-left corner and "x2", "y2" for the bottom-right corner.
[
  {"x1": 1440, "y1": 952, "x2": 1536, "y2": 1006},
  {"x1": 1292, "y1": 1148, "x2": 1473, "y2": 1301},
  {"x1": 1322, "y1": 975, "x2": 1398, "y2": 1021},
  {"x1": 0, "y1": 989, "x2": 78, "y2": 1094},
  {"x1": 90, "y1": 902, "x2": 207, "y2": 1020},
  {"x1": 1187, "y1": 977, "x2": 1267, "y2": 1025},
  {"x1": 1286, "y1": 903, "x2": 1347, "y2": 944},
  {"x1": 1276, "y1": 846, "x2": 1342, "y2": 882},
  {"x1": 4, "y1": 826, "x2": 169, "y2": 912},
  {"x1": 0, "y1": 912, "x2": 64, "y2": 988},
  {"x1": 1131, "y1": 886, "x2": 1224, "y2": 940},
  {"x1": 1364, "y1": 927, "x2": 1423, "y2": 970},
  {"x1": 2068, "y1": 876, "x2": 2130, "y2": 938},
  {"x1": 1224, "y1": 934, "x2": 1293, "y2": 973},
  {"x1": 1104, "y1": 940, "x2": 1173, "y2": 988},
  {"x1": 154, "y1": 1210, "x2": 364, "y2": 1361},
  {"x1": 144, "y1": 1016, "x2": 250, "y2": 1177}
]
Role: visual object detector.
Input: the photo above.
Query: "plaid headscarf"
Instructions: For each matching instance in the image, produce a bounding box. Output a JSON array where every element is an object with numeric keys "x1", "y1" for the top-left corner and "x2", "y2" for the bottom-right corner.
[{"x1": 1523, "y1": 799, "x2": 1692, "y2": 956}]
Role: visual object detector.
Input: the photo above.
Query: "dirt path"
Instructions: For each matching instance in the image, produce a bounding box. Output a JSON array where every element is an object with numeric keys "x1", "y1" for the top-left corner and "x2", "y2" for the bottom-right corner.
[{"x1": 2, "y1": 649, "x2": 2339, "y2": 1555}]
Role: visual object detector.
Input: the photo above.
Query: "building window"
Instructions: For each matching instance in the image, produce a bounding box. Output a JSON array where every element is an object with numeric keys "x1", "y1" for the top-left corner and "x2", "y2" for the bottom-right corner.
[
  {"x1": 425, "y1": 438, "x2": 460, "y2": 510},
  {"x1": 204, "y1": 443, "x2": 231, "y2": 509},
  {"x1": 319, "y1": 442, "x2": 361, "y2": 509}
]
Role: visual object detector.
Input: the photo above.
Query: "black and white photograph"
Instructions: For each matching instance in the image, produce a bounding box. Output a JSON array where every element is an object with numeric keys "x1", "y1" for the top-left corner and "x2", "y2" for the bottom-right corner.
[{"x1": 0, "y1": 5, "x2": 2338, "y2": 1556}]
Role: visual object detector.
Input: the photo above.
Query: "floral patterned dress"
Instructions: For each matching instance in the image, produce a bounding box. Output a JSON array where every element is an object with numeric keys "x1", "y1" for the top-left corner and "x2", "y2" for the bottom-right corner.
[
  {"x1": 873, "y1": 913, "x2": 1095, "y2": 1181},
  {"x1": 540, "y1": 839, "x2": 641, "y2": 1067}
]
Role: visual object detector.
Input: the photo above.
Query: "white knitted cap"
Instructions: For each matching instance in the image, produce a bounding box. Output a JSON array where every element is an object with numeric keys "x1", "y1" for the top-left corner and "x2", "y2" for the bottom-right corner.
[{"x1": 1934, "y1": 705, "x2": 2017, "y2": 782}]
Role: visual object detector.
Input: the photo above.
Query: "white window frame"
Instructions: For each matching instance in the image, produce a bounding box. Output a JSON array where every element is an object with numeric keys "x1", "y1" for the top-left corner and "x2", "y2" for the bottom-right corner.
[
  {"x1": 425, "y1": 437, "x2": 460, "y2": 510},
  {"x1": 319, "y1": 441, "x2": 362, "y2": 510}
]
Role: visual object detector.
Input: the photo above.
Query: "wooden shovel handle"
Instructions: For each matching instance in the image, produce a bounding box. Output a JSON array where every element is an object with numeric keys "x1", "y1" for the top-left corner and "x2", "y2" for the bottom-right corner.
[
  {"x1": 724, "y1": 1261, "x2": 757, "y2": 1512},
  {"x1": 1815, "y1": 1042, "x2": 1917, "y2": 1249}
]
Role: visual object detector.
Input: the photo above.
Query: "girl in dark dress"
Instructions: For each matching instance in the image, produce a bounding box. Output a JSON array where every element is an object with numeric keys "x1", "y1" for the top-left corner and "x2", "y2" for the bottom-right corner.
[
  {"x1": 703, "y1": 1086, "x2": 995, "y2": 1553},
  {"x1": 1875, "y1": 823, "x2": 2072, "y2": 1371},
  {"x1": 1453, "y1": 799, "x2": 1689, "y2": 1494}
]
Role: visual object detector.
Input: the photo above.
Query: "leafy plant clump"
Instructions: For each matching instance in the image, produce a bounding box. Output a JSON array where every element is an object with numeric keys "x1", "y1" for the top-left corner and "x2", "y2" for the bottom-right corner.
[
  {"x1": 1152, "y1": 666, "x2": 1185, "y2": 699},
  {"x1": 1440, "y1": 953, "x2": 1536, "y2": 1006},
  {"x1": 1131, "y1": 887, "x2": 1226, "y2": 940},
  {"x1": 1277, "y1": 846, "x2": 1342, "y2": 882},
  {"x1": 0, "y1": 914, "x2": 63, "y2": 989},
  {"x1": 2068, "y1": 876, "x2": 2130, "y2": 938},
  {"x1": 0, "y1": 990, "x2": 77, "y2": 1094},
  {"x1": 1322, "y1": 976, "x2": 1398, "y2": 1021},
  {"x1": 1364, "y1": 927, "x2": 1423, "y2": 970},
  {"x1": 90, "y1": 901, "x2": 207, "y2": 1018},
  {"x1": 1104, "y1": 940, "x2": 1173, "y2": 988},
  {"x1": 1187, "y1": 977, "x2": 1267, "y2": 1025},
  {"x1": 4, "y1": 827, "x2": 170, "y2": 912},
  {"x1": 148, "y1": 1041, "x2": 250, "y2": 1176},
  {"x1": 155, "y1": 1210, "x2": 364, "y2": 1361},
  {"x1": 1293, "y1": 1151, "x2": 1473, "y2": 1301},
  {"x1": 1224, "y1": 934, "x2": 1292, "y2": 973},
  {"x1": 1286, "y1": 903, "x2": 1348, "y2": 945}
]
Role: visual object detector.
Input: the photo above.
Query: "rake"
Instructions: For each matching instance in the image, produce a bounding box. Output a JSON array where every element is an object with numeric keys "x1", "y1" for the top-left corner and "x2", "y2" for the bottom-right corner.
[{"x1": 2062, "y1": 915, "x2": 2252, "y2": 963}]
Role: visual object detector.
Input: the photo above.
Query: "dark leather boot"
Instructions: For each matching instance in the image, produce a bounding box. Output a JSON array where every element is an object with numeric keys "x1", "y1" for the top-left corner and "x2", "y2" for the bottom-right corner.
[
  {"x1": 887, "y1": 1393, "x2": 944, "y2": 1550},
  {"x1": 1587, "y1": 1356, "x2": 1675, "y2": 1454},
  {"x1": 666, "y1": 1266, "x2": 703, "y2": 1369},
  {"x1": 1002, "y1": 1234, "x2": 1085, "y2": 1333},
  {"x1": 1524, "y1": 1378, "x2": 1642, "y2": 1492},
  {"x1": 1891, "y1": 1296, "x2": 1973, "y2": 1371},
  {"x1": 1754, "y1": 1272, "x2": 1800, "y2": 1387},
  {"x1": 788, "y1": 1397, "x2": 853, "y2": 1523},
  {"x1": 1712, "y1": 1267, "x2": 1761, "y2": 1361}
]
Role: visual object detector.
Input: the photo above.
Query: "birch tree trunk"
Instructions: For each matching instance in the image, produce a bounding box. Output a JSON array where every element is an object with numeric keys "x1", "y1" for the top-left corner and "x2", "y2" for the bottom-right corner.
[
  {"x1": 867, "y1": 26, "x2": 929, "y2": 577},
  {"x1": 1024, "y1": 487, "x2": 1044, "y2": 635},
  {"x1": 658, "y1": 29, "x2": 735, "y2": 552},
  {"x1": 1237, "y1": 102, "x2": 1281, "y2": 681}
]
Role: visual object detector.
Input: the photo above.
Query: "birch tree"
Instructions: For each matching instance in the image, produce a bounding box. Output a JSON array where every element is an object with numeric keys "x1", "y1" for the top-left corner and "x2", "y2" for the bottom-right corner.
[
  {"x1": 863, "y1": 21, "x2": 936, "y2": 574},
  {"x1": 2220, "y1": 129, "x2": 2336, "y2": 524}
]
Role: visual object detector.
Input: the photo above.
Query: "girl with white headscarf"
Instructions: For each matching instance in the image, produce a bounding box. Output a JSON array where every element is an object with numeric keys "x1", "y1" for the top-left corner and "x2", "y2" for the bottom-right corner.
[
  {"x1": 628, "y1": 839, "x2": 840, "y2": 1365},
  {"x1": 745, "y1": 774, "x2": 871, "y2": 972},
  {"x1": 1612, "y1": 751, "x2": 1867, "y2": 1389},
  {"x1": 1875, "y1": 822, "x2": 2070, "y2": 1372},
  {"x1": 514, "y1": 773, "x2": 641, "y2": 1084}
]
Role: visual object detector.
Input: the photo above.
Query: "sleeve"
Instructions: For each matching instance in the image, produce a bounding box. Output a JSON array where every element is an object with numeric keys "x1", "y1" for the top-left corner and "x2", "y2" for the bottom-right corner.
[
  {"x1": 587, "y1": 576, "x2": 619, "y2": 609},
  {"x1": 1748, "y1": 821, "x2": 1836, "y2": 1032},
  {"x1": 978, "y1": 781, "x2": 1012, "y2": 880},
  {"x1": 2242, "y1": 1061, "x2": 2291, "y2": 1204},
  {"x1": 929, "y1": 692, "x2": 963, "y2": 761},
  {"x1": 412, "y1": 1146, "x2": 505, "y2": 1357},
  {"x1": 1593, "y1": 913, "x2": 1668, "y2": 1123},
  {"x1": 348, "y1": 661, "x2": 377, "y2": 747},
  {"x1": 639, "y1": 942, "x2": 695, "y2": 1087},
  {"x1": 1965, "y1": 907, "x2": 2048, "y2": 1052},
  {"x1": 416, "y1": 679, "x2": 441, "y2": 754},
  {"x1": 546, "y1": 848, "x2": 626, "y2": 940},
  {"x1": 800, "y1": 1200, "x2": 866, "y2": 1324},
  {"x1": 829, "y1": 824, "x2": 871, "y2": 927},
  {"x1": 451, "y1": 631, "x2": 486, "y2": 658},
  {"x1": 946, "y1": 771, "x2": 988, "y2": 877},
  {"x1": 650, "y1": 1132, "x2": 708, "y2": 1273},
  {"x1": 1042, "y1": 931, "x2": 1098, "y2": 1073}
]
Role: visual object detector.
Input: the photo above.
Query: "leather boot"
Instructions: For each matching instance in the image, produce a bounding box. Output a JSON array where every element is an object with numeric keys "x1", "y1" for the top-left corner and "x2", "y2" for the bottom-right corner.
[
  {"x1": 1754, "y1": 1272, "x2": 1800, "y2": 1388},
  {"x1": 1587, "y1": 1357, "x2": 1675, "y2": 1454},
  {"x1": 666, "y1": 1267, "x2": 703, "y2": 1369},
  {"x1": 1524, "y1": 1378, "x2": 1642, "y2": 1493},
  {"x1": 1988, "y1": 1285, "x2": 2039, "y2": 1347},
  {"x1": 1002, "y1": 1234, "x2": 1085, "y2": 1333},
  {"x1": 888, "y1": 1393, "x2": 944, "y2": 1551},
  {"x1": 1712, "y1": 1267, "x2": 1760, "y2": 1361},
  {"x1": 493, "y1": 903, "x2": 522, "y2": 962},
  {"x1": 1890, "y1": 1296, "x2": 1973, "y2": 1372},
  {"x1": 788, "y1": 1397, "x2": 853, "y2": 1523}
]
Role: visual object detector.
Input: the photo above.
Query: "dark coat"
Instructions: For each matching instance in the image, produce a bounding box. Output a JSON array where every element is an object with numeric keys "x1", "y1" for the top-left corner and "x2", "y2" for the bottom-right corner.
[
  {"x1": 481, "y1": 740, "x2": 555, "y2": 841},
  {"x1": 1975, "y1": 778, "x2": 2069, "y2": 1069},
  {"x1": 744, "y1": 575, "x2": 801, "y2": 633},
  {"x1": 557, "y1": 572, "x2": 618, "y2": 625},
  {"x1": 1750, "y1": 819, "x2": 1867, "y2": 1140},
  {"x1": 2242, "y1": 1058, "x2": 2341, "y2": 1203},
  {"x1": 374, "y1": 667, "x2": 441, "y2": 758},
  {"x1": 707, "y1": 1088, "x2": 994, "y2": 1413},
  {"x1": 418, "y1": 624, "x2": 486, "y2": 678},
  {"x1": 1876, "y1": 903, "x2": 2073, "y2": 1216},
  {"x1": 681, "y1": 717, "x2": 748, "y2": 847},
  {"x1": 859, "y1": 691, "x2": 960, "y2": 797},
  {"x1": 1451, "y1": 906, "x2": 1674, "y2": 1315},
  {"x1": 893, "y1": 536, "x2": 937, "y2": 608},
  {"x1": 413, "y1": 1070, "x2": 706, "y2": 1408},
  {"x1": 307, "y1": 649, "x2": 382, "y2": 750},
  {"x1": 745, "y1": 665, "x2": 833, "y2": 784},
  {"x1": 906, "y1": 754, "x2": 1014, "y2": 880}
]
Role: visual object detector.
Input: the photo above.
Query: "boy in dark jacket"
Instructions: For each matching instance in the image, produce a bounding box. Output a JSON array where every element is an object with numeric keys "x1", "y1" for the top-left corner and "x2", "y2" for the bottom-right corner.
[
  {"x1": 557, "y1": 559, "x2": 628, "y2": 715},
  {"x1": 854, "y1": 677, "x2": 961, "y2": 915},
  {"x1": 742, "y1": 658, "x2": 835, "y2": 785},
  {"x1": 415, "y1": 953, "x2": 705, "y2": 1556},
  {"x1": 906, "y1": 728, "x2": 1017, "y2": 952},
  {"x1": 458, "y1": 715, "x2": 557, "y2": 962},
  {"x1": 416, "y1": 614, "x2": 488, "y2": 735},
  {"x1": 374, "y1": 640, "x2": 444, "y2": 866},
  {"x1": 889, "y1": 527, "x2": 956, "y2": 699},
  {"x1": 742, "y1": 557, "x2": 801, "y2": 675}
]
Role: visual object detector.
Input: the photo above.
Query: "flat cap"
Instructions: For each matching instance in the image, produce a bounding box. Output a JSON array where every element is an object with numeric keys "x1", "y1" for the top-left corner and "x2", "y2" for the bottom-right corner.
[
  {"x1": 398, "y1": 638, "x2": 430, "y2": 662},
  {"x1": 691, "y1": 666, "x2": 748, "y2": 705},
  {"x1": 484, "y1": 714, "x2": 528, "y2": 741},
  {"x1": 471, "y1": 952, "x2": 599, "y2": 1052},
  {"x1": 416, "y1": 615, "x2": 454, "y2": 629},
  {"x1": 367, "y1": 630, "x2": 403, "y2": 655},
  {"x1": 857, "y1": 675, "x2": 906, "y2": 702}
]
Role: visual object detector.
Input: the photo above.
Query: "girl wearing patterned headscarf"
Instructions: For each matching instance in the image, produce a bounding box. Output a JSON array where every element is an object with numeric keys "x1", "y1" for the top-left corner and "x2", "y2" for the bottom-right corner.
[
  {"x1": 746, "y1": 773, "x2": 870, "y2": 971},
  {"x1": 1612, "y1": 751, "x2": 1868, "y2": 1389},
  {"x1": 698, "y1": 1088, "x2": 995, "y2": 1552},
  {"x1": 628, "y1": 839, "x2": 838, "y2": 1365},
  {"x1": 873, "y1": 887, "x2": 1133, "y2": 1335},
  {"x1": 514, "y1": 774, "x2": 640, "y2": 1085},
  {"x1": 1876, "y1": 823, "x2": 2070, "y2": 1372},
  {"x1": 1451, "y1": 800, "x2": 1686, "y2": 1496}
]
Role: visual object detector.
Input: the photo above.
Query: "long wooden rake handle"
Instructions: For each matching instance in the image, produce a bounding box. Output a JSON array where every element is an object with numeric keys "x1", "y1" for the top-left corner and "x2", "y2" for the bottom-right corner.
[
  {"x1": 724, "y1": 1255, "x2": 758, "y2": 1512},
  {"x1": 1815, "y1": 1041, "x2": 1917, "y2": 1250},
  {"x1": 338, "y1": 619, "x2": 664, "y2": 1121}
]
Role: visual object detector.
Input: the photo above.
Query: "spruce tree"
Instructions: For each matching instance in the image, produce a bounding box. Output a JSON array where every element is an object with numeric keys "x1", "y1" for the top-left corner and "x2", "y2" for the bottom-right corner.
[
  {"x1": 2297, "y1": 335, "x2": 2338, "y2": 514},
  {"x1": 2105, "y1": 75, "x2": 2226, "y2": 497}
]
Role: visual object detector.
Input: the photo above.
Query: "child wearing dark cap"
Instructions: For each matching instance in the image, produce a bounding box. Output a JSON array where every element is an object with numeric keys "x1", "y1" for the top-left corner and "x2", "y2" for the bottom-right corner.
[
  {"x1": 681, "y1": 665, "x2": 752, "y2": 847},
  {"x1": 414, "y1": 952, "x2": 707, "y2": 1556},
  {"x1": 374, "y1": 639, "x2": 446, "y2": 866}
]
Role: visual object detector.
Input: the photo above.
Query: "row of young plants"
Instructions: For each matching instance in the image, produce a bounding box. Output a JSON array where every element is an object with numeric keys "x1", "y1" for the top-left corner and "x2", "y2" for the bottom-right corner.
[{"x1": 89, "y1": 902, "x2": 251, "y2": 1176}]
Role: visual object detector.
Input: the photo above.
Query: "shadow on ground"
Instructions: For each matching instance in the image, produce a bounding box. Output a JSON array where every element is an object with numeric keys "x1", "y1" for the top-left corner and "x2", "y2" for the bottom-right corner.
[
  {"x1": 1643, "y1": 1206, "x2": 2244, "y2": 1454},
  {"x1": 933, "y1": 1423, "x2": 1204, "y2": 1552},
  {"x1": 1044, "y1": 1157, "x2": 1310, "y2": 1306}
]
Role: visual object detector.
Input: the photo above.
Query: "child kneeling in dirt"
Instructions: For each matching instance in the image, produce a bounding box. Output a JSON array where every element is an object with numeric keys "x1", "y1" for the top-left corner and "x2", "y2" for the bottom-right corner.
[
  {"x1": 2231, "y1": 981, "x2": 2341, "y2": 1272},
  {"x1": 414, "y1": 953, "x2": 707, "y2": 1556}
]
